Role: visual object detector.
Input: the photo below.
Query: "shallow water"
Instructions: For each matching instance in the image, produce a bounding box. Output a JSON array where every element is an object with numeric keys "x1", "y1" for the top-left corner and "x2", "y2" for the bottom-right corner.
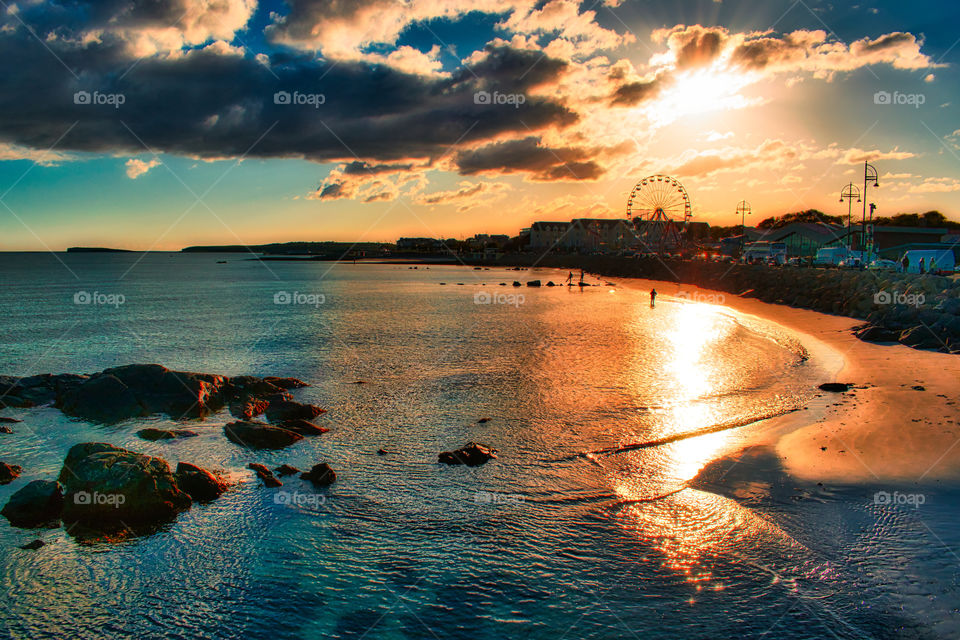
[{"x1": 0, "y1": 253, "x2": 957, "y2": 639}]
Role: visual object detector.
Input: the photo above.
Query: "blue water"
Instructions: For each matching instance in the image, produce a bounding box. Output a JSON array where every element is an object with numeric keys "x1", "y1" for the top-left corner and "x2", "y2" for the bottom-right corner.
[{"x1": 0, "y1": 252, "x2": 957, "y2": 639}]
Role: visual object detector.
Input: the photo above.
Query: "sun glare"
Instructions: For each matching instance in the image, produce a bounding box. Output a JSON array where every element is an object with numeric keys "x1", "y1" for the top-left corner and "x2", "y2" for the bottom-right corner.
[{"x1": 647, "y1": 67, "x2": 758, "y2": 126}]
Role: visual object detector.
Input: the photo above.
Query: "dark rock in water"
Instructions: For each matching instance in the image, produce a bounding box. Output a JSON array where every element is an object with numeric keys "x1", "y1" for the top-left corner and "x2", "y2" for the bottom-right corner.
[
  {"x1": 229, "y1": 398, "x2": 269, "y2": 420},
  {"x1": 136, "y1": 428, "x2": 199, "y2": 441},
  {"x1": 56, "y1": 375, "x2": 145, "y2": 423},
  {"x1": 277, "y1": 419, "x2": 329, "y2": 436},
  {"x1": 101, "y1": 364, "x2": 226, "y2": 419},
  {"x1": 912, "y1": 385, "x2": 926, "y2": 391},
  {"x1": 265, "y1": 400, "x2": 326, "y2": 423},
  {"x1": 352, "y1": 380, "x2": 367, "y2": 385},
  {"x1": 274, "y1": 464, "x2": 300, "y2": 476},
  {"x1": 527, "y1": 280, "x2": 541, "y2": 287},
  {"x1": 19, "y1": 539, "x2": 45, "y2": 550},
  {"x1": 224, "y1": 421, "x2": 304, "y2": 449},
  {"x1": 263, "y1": 377, "x2": 309, "y2": 389},
  {"x1": 546, "y1": 281, "x2": 555, "y2": 287},
  {"x1": 224, "y1": 375, "x2": 285, "y2": 399},
  {"x1": 0, "y1": 426, "x2": 11, "y2": 434},
  {"x1": 477, "y1": 417, "x2": 491, "y2": 424},
  {"x1": 1, "y1": 480, "x2": 63, "y2": 528},
  {"x1": 300, "y1": 463, "x2": 336, "y2": 485},
  {"x1": 438, "y1": 442, "x2": 497, "y2": 466},
  {"x1": 57, "y1": 443, "x2": 192, "y2": 527},
  {"x1": 512, "y1": 281, "x2": 521, "y2": 287},
  {"x1": 0, "y1": 462, "x2": 22, "y2": 485},
  {"x1": 0, "y1": 416, "x2": 22, "y2": 423},
  {"x1": 248, "y1": 463, "x2": 282, "y2": 487},
  {"x1": 818, "y1": 383, "x2": 852, "y2": 393},
  {"x1": 175, "y1": 462, "x2": 227, "y2": 502},
  {"x1": 376, "y1": 448, "x2": 389, "y2": 456}
]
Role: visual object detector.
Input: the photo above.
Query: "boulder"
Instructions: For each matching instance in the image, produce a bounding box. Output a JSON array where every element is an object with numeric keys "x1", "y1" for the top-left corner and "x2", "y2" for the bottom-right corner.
[
  {"x1": 264, "y1": 400, "x2": 326, "y2": 423},
  {"x1": 102, "y1": 365, "x2": 226, "y2": 418},
  {"x1": 57, "y1": 443, "x2": 192, "y2": 527},
  {"x1": 223, "y1": 421, "x2": 303, "y2": 450},
  {"x1": 174, "y1": 462, "x2": 227, "y2": 502},
  {"x1": 854, "y1": 324, "x2": 901, "y2": 343},
  {"x1": 300, "y1": 463, "x2": 336, "y2": 485},
  {"x1": 1, "y1": 480, "x2": 63, "y2": 528},
  {"x1": 247, "y1": 463, "x2": 281, "y2": 487},
  {"x1": 136, "y1": 428, "x2": 199, "y2": 441},
  {"x1": 0, "y1": 417, "x2": 22, "y2": 423},
  {"x1": 438, "y1": 442, "x2": 498, "y2": 466},
  {"x1": 0, "y1": 426, "x2": 11, "y2": 434},
  {"x1": 274, "y1": 464, "x2": 300, "y2": 476},
  {"x1": 0, "y1": 462, "x2": 22, "y2": 484},
  {"x1": 229, "y1": 398, "x2": 269, "y2": 420},
  {"x1": 19, "y1": 539, "x2": 45, "y2": 550},
  {"x1": 277, "y1": 419, "x2": 329, "y2": 436},
  {"x1": 818, "y1": 382, "x2": 853, "y2": 393},
  {"x1": 56, "y1": 375, "x2": 145, "y2": 423},
  {"x1": 224, "y1": 376, "x2": 285, "y2": 399}
]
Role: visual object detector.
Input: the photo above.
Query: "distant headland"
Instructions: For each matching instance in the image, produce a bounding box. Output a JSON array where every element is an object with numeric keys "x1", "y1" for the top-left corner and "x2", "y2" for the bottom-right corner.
[{"x1": 65, "y1": 247, "x2": 133, "y2": 253}]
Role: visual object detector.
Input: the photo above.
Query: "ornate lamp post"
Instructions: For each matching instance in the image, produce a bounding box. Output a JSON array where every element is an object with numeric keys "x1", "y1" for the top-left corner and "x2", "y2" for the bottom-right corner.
[
  {"x1": 736, "y1": 199, "x2": 751, "y2": 256},
  {"x1": 839, "y1": 183, "x2": 861, "y2": 250},
  {"x1": 861, "y1": 161, "x2": 879, "y2": 252}
]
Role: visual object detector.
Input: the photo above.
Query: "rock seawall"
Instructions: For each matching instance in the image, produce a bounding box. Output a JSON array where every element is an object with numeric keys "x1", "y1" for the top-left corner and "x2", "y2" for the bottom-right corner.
[{"x1": 486, "y1": 255, "x2": 960, "y2": 354}]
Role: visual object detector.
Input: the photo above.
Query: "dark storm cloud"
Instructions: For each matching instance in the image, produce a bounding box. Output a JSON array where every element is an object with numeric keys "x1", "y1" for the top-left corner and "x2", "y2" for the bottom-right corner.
[
  {"x1": 454, "y1": 137, "x2": 604, "y2": 181},
  {"x1": 609, "y1": 74, "x2": 669, "y2": 107},
  {"x1": 0, "y1": 5, "x2": 577, "y2": 172}
]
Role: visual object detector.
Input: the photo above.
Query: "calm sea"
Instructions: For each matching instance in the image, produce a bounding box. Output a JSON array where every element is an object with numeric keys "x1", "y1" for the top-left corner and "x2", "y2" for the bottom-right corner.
[{"x1": 0, "y1": 252, "x2": 957, "y2": 639}]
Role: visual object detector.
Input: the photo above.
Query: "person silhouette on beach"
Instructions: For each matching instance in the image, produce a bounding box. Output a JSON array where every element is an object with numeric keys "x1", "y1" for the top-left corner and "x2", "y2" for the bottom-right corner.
[
  {"x1": 919, "y1": 257, "x2": 926, "y2": 274},
  {"x1": 650, "y1": 289, "x2": 657, "y2": 308}
]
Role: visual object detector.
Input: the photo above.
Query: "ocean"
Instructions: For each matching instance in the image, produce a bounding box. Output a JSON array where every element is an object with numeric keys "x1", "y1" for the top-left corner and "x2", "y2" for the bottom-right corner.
[{"x1": 0, "y1": 252, "x2": 957, "y2": 639}]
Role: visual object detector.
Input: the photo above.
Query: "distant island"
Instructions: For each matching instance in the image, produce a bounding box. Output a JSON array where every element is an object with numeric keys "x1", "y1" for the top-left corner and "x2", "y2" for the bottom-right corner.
[
  {"x1": 181, "y1": 241, "x2": 393, "y2": 259},
  {"x1": 66, "y1": 247, "x2": 133, "y2": 253}
]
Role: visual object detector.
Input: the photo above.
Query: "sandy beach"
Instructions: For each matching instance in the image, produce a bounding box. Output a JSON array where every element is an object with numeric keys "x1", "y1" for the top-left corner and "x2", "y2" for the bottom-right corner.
[{"x1": 613, "y1": 275, "x2": 960, "y2": 486}]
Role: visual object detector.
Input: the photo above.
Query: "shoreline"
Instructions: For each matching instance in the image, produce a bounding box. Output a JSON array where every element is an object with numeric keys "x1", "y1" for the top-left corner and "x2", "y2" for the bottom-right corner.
[{"x1": 606, "y1": 273, "x2": 960, "y2": 485}]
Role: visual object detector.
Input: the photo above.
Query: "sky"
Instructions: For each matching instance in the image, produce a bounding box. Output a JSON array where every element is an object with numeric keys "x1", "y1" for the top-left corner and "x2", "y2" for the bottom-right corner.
[{"x1": 0, "y1": 0, "x2": 958, "y2": 251}]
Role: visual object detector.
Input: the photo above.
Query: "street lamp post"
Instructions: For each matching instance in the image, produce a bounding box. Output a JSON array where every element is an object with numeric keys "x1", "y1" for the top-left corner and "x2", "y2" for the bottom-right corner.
[
  {"x1": 861, "y1": 161, "x2": 879, "y2": 256},
  {"x1": 736, "y1": 199, "x2": 751, "y2": 257},
  {"x1": 839, "y1": 183, "x2": 861, "y2": 251}
]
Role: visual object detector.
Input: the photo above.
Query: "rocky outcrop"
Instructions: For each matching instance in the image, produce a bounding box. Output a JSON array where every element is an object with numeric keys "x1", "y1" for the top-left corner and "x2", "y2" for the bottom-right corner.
[
  {"x1": 175, "y1": 462, "x2": 227, "y2": 502},
  {"x1": 0, "y1": 462, "x2": 22, "y2": 484},
  {"x1": 438, "y1": 442, "x2": 497, "y2": 466},
  {"x1": 57, "y1": 443, "x2": 192, "y2": 527},
  {"x1": 224, "y1": 421, "x2": 303, "y2": 449},
  {"x1": 264, "y1": 400, "x2": 326, "y2": 423},
  {"x1": 300, "y1": 463, "x2": 336, "y2": 485},
  {"x1": 1, "y1": 365, "x2": 323, "y2": 427},
  {"x1": 1, "y1": 480, "x2": 63, "y2": 528},
  {"x1": 136, "y1": 428, "x2": 199, "y2": 441}
]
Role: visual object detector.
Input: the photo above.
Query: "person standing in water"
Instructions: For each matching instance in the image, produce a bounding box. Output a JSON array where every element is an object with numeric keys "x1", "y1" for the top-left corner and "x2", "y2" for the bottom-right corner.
[{"x1": 650, "y1": 289, "x2": 657, "y2": 307}]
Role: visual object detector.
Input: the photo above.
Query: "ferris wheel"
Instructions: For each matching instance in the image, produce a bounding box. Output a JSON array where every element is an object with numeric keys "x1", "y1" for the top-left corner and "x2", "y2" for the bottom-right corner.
[
  {"x1": 625, "y1": 175, "x2": 692, "y2": 223},
  {"x1": 625, "y1": 175, "x2": 693, "y2": 254}
]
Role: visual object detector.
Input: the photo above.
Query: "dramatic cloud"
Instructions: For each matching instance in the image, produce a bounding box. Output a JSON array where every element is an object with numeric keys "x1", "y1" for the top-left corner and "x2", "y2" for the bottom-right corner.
[{"x1": 455, "y1": 137, "x2": 606, "y2": 181}]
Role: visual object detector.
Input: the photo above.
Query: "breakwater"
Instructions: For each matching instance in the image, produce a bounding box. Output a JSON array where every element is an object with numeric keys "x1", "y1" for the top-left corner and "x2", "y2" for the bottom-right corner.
[{"x1": 483, "y1": 255, "x2": 960, "y2": 353}]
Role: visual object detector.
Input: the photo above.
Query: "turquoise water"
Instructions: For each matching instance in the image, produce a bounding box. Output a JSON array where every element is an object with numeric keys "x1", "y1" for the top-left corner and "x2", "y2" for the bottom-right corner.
[{"x1": 0, "y1": 252, "x2": 957, "y2": 639}]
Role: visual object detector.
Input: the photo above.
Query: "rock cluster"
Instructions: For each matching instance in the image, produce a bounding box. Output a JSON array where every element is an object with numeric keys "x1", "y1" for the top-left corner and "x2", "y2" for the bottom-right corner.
[{"x1": 1, "y1": 443, "x2": 225, "y2": 537}]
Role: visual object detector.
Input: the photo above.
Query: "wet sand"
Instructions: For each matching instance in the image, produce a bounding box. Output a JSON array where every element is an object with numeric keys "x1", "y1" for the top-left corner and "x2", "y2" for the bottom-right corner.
[{"x1": 612, "y1": 276, "x2": 960, "y2": 485}]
